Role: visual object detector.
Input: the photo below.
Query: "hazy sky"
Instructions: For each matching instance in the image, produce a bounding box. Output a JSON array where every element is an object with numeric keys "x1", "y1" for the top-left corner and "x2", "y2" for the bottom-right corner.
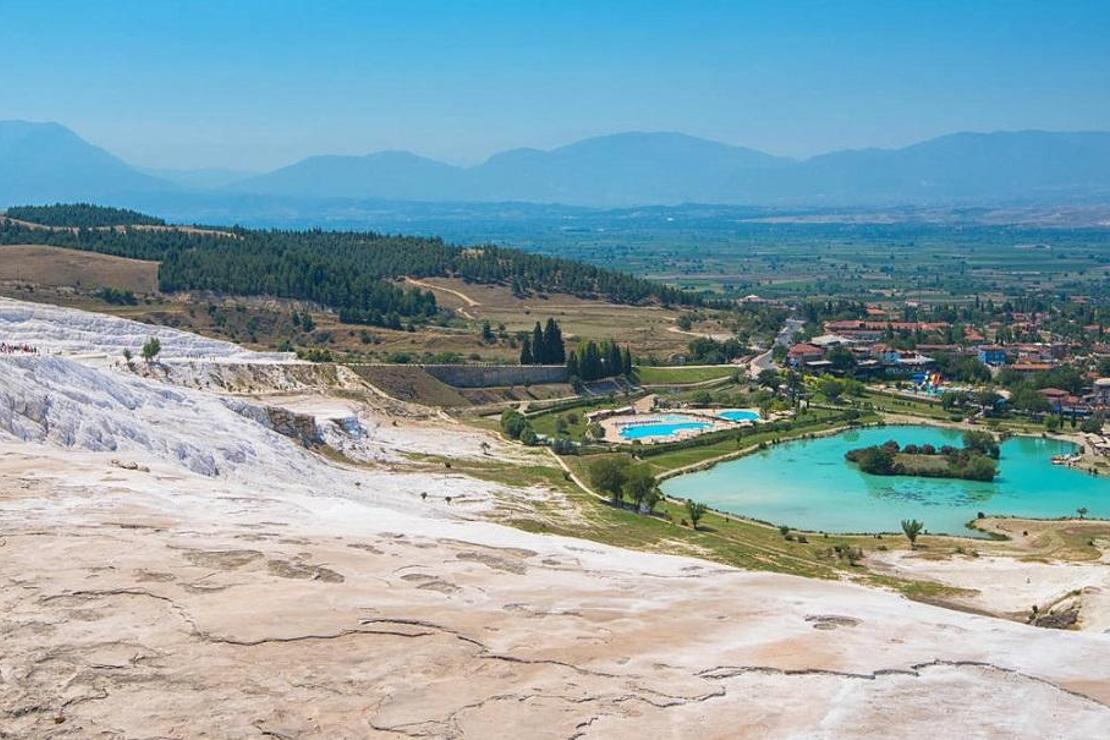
[{"x1": 2, "y1": 0, "x2": 1108, "y2": 171}]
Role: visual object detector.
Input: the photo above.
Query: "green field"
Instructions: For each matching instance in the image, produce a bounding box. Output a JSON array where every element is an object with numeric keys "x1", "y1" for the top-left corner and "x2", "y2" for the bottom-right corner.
[{"x1": 634, "y1": 364, "x2": 739, "y2": 385}]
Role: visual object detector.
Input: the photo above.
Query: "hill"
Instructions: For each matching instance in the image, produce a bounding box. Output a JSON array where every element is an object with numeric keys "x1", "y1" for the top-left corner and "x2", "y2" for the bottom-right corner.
[
  {"x1": 0, "y1": 203, "x2": 706, "y2": 330},
  {"x1": 232, "y1": 129, "x2": 1110, "y2": 207},
  {"x1": 0, "y1": 121, "x2": 173, "y2": 204},
  {"x1": 800, "y1": 131, "x2": 1110, "y2": 203},
  {"x1": 4, "y1": 123, "x2": 1110, "y2": 209},
  {"x1": 231, "y1": 151, "x2": 465, "y2": 200},
  {"x1": 5, "y1": 203, "x2": 166, "y2": 227}
]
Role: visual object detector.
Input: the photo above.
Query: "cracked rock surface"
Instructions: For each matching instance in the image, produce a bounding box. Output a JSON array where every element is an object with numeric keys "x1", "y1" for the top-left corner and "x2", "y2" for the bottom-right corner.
[
  {"x1": 3, "y1": 453, "x2": 1109, "y2": 738},
  {"x1": 2, "y1": 298, "x2": 1109, "y2": 738}
]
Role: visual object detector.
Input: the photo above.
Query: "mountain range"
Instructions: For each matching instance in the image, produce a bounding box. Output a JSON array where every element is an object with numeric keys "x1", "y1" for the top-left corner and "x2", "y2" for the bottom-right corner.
[{"x1": 3, "y1": 120, "x2": 1110, "y2": 209}]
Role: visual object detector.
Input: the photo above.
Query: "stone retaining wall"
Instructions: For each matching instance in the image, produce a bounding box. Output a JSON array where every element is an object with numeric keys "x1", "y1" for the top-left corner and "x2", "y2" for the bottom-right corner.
[{"x1": 422, "y1": 364, "x2": 567, "y2": 388}]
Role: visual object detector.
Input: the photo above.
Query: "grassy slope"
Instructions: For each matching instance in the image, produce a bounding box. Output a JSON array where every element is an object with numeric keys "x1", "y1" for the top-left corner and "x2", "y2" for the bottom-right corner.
[
  {"x1": 635, "y1": 365, "x2": 739, "y2": 384},
  {"x1": 423, "y1": 447, "x2": 980, "y2": 603},
  {"x1": 348, "y1": 365, "x2": 472, "y2": 406},
  {"x1": 0, "y1": 244, "x2": 158, "y2": 293}
]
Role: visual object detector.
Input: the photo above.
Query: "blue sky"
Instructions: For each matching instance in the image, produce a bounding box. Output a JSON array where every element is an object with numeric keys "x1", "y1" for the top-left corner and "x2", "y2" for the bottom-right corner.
[{"x1": 2, "y1": 0, "x2": 1108, "y2": 170}]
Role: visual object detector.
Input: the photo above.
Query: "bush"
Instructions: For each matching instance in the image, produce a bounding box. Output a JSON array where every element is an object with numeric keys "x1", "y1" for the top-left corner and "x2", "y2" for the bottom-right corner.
[
  {"x1": 97, "y1": 287, "x2": 138, "y2": 305},
  {"x1": 500, "y1": 410, "x2": 528, "y2": 440},
  {"x1": 963, "y1": 430, "x2": 1000, "y2": 459},
  {"x1": 550, "y1": 437, "x2": 578, "y2": 455},
  {"x1": 296, "y1": 347, "x2": 332, "y2": 362},
  {"x1": 1080, "y1": 415, "x2": 1105, "y2": 434},
  {"x1": 141, "y1": 336, "x2": 162, "y2": 362}
]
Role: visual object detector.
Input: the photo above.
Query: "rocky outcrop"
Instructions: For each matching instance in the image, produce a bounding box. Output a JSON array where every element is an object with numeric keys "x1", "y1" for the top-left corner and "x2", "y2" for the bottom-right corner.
[
  {"x1": 222, "y1": 399, "x2": 323, "y2": 447},
  {"x1": 0, "y1": 295, "x2": 289, "y2": 360},
  {"x1": 0, "y1": 355, "x2": 322, "y2": 478}
]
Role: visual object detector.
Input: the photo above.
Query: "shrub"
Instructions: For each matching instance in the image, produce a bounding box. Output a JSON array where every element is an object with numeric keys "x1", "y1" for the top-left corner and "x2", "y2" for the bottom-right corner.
[
  {"x1": 500, "y1": 410, "x2": 528, "y2": 439},
  {"x1": 97, "y1": 287, "x2": 138, "y2": 305},
  {"x1": 141, "y1": 336, "x2": 162, "y2": 362},
  {"x1": 962, "y1": 430, "x2": 1000, "y2": 459},
  {"x1": 296, "y1": 347, "x2": 332, "y2": 362}
]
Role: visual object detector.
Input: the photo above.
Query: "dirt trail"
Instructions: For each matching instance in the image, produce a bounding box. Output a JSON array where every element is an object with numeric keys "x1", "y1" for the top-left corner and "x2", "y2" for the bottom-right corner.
[
  {"x1": 0, "y1": 215, "x2": 237, "y2": 238},
  {"x1": 405, "y1": 277, "x2": 481, "y2": 319}
]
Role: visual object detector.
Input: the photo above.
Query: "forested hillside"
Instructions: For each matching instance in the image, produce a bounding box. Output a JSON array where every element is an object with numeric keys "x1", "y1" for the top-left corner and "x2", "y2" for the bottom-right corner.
[
  {"x1": 0, "y1": 204, "x2": 704, "y2": 328},
  {"x1": 4, "y1": 203, "x2": 166, "y2": 227}
]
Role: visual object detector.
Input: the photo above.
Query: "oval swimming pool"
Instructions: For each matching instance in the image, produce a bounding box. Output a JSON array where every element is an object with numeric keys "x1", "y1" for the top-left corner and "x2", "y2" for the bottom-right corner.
[
  {"x1": 618, "y1": 414, "x2": 712, "y2": 441},
  {"x1": 717, "y1": 409, "x2": 760, "y2": 423},
  {"x1": 661, "y1": 425, "x2": 1109, "y2": 536}
]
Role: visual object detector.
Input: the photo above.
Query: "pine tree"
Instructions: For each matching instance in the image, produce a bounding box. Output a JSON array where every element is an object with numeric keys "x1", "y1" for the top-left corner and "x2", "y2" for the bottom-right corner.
[{"x1": 520, "y1": 336, "x2": 533, "y2": 365}]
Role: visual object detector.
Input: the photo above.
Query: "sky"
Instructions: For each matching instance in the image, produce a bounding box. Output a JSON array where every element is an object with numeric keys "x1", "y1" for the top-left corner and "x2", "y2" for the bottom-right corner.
[{"x1": 1, "y1": 0, "x2": 1108, "y2": 171}]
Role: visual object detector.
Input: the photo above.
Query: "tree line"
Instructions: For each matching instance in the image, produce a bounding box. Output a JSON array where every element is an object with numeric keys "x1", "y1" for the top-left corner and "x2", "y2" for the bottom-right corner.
[
  {"x1": 520, "y1": 319, "x2": 566, "y2": 365},
  {"x1": 518, "y1": 318, "x2": 632, "y2": 382},
  {"x1": 0, "y1": 204, "x2": 707, "y2": 330},
  {"x1": 568, "y1": 338, "x2": 633, "y2": 382},
  {"x1": 5, "y1": 203, "x2": 165, "y2": 227}
]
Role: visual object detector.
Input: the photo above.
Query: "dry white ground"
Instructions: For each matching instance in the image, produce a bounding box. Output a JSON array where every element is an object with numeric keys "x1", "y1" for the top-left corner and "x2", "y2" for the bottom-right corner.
[
  {"x1": 2, "y1": 297, "x2": 1109, "y2": 738},
  {"x1": 870, "y1": 549, "x2": 1110, "y2": 632}
]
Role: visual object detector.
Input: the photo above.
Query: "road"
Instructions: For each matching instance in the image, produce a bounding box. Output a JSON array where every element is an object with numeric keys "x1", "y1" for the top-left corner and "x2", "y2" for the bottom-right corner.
[{"x1": 749, "y1": 317, "x2": 804, "y2": 377}]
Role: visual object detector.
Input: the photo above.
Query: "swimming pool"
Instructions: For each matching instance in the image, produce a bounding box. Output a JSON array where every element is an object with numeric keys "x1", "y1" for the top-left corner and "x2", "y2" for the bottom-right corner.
[
  {"x1": 618, "y1": 414, "x2": 712, "y2": 441},
  {"x1": 717, "y1": 409, "x2": 760, "y2": 423}
]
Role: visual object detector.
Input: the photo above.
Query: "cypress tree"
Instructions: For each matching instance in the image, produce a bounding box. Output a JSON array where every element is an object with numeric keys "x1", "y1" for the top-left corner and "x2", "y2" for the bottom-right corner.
[
  {"x1": 532, "y1": 322, "x2": 546, "y2": 364},
  {"x1": 566, "y1": 349, "x2": 579, "y2": 379},
  {"x1": 582, "y1": 341, "x2": 600, "y2": 381},
  {"x1": 621, "y1": 346, "x2": 633, "y2": 376},
  {"x1": 543, "y1": 318, "x2": 565, "y2": 364},
  {"x1": 606, "y1": 340, "x2": 622, "y2": 378},
  {"x1": 520, "y1": 336, "x2": 533, "y2": 365}
]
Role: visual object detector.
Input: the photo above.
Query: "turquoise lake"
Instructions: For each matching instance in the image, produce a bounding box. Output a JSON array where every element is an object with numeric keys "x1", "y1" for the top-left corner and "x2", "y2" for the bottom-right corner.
[{"x1": 661, "y1": 426, "x2": 1110, "y2": 536}]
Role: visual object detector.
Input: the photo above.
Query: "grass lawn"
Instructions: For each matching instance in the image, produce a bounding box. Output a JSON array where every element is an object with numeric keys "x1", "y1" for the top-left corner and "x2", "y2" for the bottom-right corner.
[
  {"x1": 439, "y1": 449, "x2": 886, "y2": 580},
  {"x1": 635, "y1": 365, "x2": 739, "y2": 385},
  {"x1": 860, "y1": 389, "x2": 956, "y2": 420},
  {"x1": 525, "y1": 396, "x2": 640, "y2": 440}
]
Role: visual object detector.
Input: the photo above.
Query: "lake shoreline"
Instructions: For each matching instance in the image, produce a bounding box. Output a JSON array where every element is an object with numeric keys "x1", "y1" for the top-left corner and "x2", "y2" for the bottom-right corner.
[{"x1": 661, "y1": 421, "x2": 1105, "y2": 538}]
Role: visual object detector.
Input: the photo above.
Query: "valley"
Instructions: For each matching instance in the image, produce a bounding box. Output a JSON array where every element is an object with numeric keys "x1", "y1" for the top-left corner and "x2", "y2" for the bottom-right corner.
[
  {"x1": 1, "y1": 205, "x2": 1109, "y2": 737},
  {"x1": 4, "y1": 294, "x2": 1110, "y2": 737},
  {"x1": 6, "y1": 5, "x2": 1110, "y2": 737}
]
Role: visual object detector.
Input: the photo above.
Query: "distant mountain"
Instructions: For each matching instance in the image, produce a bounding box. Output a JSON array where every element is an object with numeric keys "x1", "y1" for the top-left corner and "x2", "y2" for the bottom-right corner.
[
  {"x1": 469, "y1": 132, "x2": 791, "y2": 205},
  {"x1": 232, "y1": 132, "x2": 792, "y2": 205},
  {"x1": 230, "y1": 150, "x2": 464, "y2": 200},
  {"x1": 231, "y1": 130, "x2": 1110, "y2": 207},
  {"x1": 4, "y1": 122, "x2": 1110, "y2": 209},
  {"x1": 799, "y1": 131, "x2": 1110, "y2": 203},
  {"x1": 143, "y1": 167, "x2": 258, "y2": 190},
  {"x1": 0, "y1": 120, "x2": 173, "y2": 205}
]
